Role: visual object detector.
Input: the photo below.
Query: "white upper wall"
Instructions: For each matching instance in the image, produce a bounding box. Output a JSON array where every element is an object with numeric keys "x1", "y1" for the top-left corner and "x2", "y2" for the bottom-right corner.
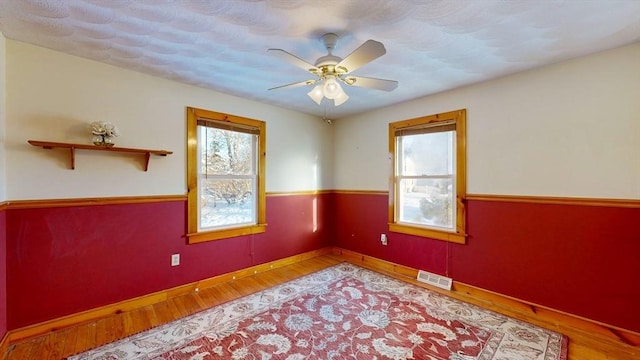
[
  {"x1": 5, "y1": 41, "x2": 333, "y2": 200},
  {"x1": 0, "y1": 32, "x2": 6, "y2": 202},
  {"x1": 5, "y1": 41, "x2": 639, "y2": 200},
  {"x1": 334, "y1": 43, "x2": 640, "y2": 199}
]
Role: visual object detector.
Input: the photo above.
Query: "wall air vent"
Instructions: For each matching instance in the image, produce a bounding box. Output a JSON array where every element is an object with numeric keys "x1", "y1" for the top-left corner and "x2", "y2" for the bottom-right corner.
[{"x1": 416, "y1": 270, "x2": 452, "y2": 291}]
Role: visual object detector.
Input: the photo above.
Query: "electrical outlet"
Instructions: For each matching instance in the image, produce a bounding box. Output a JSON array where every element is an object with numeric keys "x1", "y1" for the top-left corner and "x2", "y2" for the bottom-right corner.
[
  {"x1": 171, "y1": 254, "x2": 180, "y2": 266},
  {"x1": 381, "y1": 233, "x2": 387, "y2": 246}
]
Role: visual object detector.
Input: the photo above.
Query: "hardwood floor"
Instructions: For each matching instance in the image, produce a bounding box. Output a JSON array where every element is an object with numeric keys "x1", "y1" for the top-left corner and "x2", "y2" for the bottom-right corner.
[{"x1": 3, "y1": 254, "x2": 638, "y2": 359}]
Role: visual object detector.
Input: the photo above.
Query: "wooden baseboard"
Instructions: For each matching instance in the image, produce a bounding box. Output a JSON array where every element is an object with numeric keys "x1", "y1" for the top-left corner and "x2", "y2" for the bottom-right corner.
[
  {"x1": 5, "y1": 247, "x2": 332, "y2": 344},
  {"x1": 330, "y1": 247, "x2": 640, "y2": 349},
  {"x1": 0, "y1": 332, "x2": 9, "y2": 360}
]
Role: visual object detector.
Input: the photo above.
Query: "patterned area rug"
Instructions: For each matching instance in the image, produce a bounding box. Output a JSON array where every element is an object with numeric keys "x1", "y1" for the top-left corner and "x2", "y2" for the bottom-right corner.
[{"x1": 69, "y1": 263, "x2": 567, "y2": 359}]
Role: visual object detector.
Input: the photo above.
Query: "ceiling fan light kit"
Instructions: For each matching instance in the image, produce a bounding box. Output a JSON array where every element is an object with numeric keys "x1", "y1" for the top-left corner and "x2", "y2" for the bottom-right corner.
[{"x1": 269, "y1": 33, "x2": 398, "y2": 107}]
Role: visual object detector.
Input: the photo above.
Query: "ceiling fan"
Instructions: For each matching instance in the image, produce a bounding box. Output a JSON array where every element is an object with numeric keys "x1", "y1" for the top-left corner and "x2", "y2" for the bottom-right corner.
[{"x1": 268, "y1": 33, "x2": 398, "y2": 106}]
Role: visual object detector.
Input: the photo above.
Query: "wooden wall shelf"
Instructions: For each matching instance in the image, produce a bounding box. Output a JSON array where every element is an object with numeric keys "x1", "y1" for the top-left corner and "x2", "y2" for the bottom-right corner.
[{"x1": 28, "y1": 140, "x2": 173, "y2": 171}]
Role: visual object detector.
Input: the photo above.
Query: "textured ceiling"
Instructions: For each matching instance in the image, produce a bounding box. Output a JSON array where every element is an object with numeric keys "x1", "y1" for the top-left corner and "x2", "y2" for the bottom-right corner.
[{"x1": 1, "y1": 0, "x2": 639, "y2": 119}]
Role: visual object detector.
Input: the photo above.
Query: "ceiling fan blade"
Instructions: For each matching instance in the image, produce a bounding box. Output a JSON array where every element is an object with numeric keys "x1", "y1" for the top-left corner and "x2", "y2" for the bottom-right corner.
[
  {"x1": 343, "y1": 76, "x2": 398, "y2": 91},
  {"x1": 268, "y1": 49, "x2": 320, "y2": 74},
  {"x1": 335, "y1": 40, "x2": 386, "y2": 74},
  {"x1": 268, "y1": 79, "x2": 317, "y2": 91}
]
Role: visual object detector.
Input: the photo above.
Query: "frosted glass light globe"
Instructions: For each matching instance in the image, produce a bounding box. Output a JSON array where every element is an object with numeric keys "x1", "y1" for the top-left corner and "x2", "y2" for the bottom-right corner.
[{"x1": 323, "y1": 76, "x2": 341, "y2": 99}]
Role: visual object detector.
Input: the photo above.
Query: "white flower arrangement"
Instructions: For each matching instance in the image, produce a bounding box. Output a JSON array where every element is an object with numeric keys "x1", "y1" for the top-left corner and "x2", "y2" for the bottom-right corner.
[{"x1": 89, "y1": 121, "x2": 120, "y2": 137}]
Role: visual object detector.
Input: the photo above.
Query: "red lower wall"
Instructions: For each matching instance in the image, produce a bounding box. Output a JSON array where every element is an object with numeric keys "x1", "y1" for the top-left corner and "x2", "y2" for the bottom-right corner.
[
  {"x1": 0, "y1": 209, "x2": 7, "y2": 341},
  {"x1": 7, "y1": 192, "x2": 639, "y2": 333},
  {"x1": 334, "y1": 193, "x2": 448, "y2": 274},
  {"x1": 334, "y1": 193, "x2": 640, "y2": 333},
  {"x1": 6, "y1": 193, "x2": 333, "y2": 330}
]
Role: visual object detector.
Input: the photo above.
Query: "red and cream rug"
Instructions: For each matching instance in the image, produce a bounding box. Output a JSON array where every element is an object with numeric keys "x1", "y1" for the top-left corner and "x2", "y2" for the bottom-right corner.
[{"x1": 69, "y1": 263, "x2": 567, "y2": 359}]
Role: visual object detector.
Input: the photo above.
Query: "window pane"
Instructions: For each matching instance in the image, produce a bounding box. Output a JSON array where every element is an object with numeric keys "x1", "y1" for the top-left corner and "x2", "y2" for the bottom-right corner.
[
  {"x1": 198, "y1": 124, "x2": 257, "y2": 230},
  {"x1": 200, "y1": 127, "x2": 255, "y2": 176},
  {"x1": 399, "y1": 131, "x2": 454, "y2": 176},
  {"x1": 200, "y1": 178, "x2": 255, "y2": 229},
  {"x1": 398, "y1": 178, "x2": 454, "y2": 230}
]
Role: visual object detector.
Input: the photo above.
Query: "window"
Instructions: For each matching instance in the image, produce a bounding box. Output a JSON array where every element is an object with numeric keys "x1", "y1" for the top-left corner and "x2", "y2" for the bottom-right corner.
[
  {"x1": 388, "y1": 109, "x2": 466, "y2": 244},
  {"x1": 187, "y1": 107, "x2": 266, "y2": 243}
]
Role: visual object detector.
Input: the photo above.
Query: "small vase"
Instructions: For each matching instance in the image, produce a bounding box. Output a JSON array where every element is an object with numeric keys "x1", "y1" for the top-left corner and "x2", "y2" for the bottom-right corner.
[
  {"x1": 92, "y1": 134, "x2": 105, "y2": 146},
  {"x1": 103, "y1": 136, "x2": 115, "y2": 147}
]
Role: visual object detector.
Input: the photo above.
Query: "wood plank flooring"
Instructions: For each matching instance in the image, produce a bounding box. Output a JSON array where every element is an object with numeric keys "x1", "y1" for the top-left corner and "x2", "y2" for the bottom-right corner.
[{"x1": 3, "y1": 254, "x2": 638, "y2": 359}]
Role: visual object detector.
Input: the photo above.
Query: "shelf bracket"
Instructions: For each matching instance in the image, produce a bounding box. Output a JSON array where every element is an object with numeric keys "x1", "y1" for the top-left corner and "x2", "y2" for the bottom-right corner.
[
  {"x1": 144, "y1": 152, "x2": 151, "y2": 172},
  {"x1": 70, "y1": 147, "x2": 76, "y2": 170}
]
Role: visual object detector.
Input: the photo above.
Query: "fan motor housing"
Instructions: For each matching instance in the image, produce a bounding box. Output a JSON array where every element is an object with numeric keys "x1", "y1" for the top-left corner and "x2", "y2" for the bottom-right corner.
[{"x1": 315, "y1": 56, "x2": 348, "y2": 78}]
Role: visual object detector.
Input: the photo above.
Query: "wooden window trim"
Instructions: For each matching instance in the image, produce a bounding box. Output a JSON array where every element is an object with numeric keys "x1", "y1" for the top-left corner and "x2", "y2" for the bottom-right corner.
[
  {"x1": 186, "y1": 107, "x2": 267, "y2": 243},
  {"x1": 388, "y1": 109, "x2": 467, "y2": 244}
]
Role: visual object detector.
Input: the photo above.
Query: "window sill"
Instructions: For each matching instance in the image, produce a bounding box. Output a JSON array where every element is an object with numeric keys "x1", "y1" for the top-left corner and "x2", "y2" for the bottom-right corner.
[
  {"x1": 388, "y1": 223, "x2": 466, "y2": 244},
  {"x1": 187, "y1": 223, "x2": 267, "y2": 244}
]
